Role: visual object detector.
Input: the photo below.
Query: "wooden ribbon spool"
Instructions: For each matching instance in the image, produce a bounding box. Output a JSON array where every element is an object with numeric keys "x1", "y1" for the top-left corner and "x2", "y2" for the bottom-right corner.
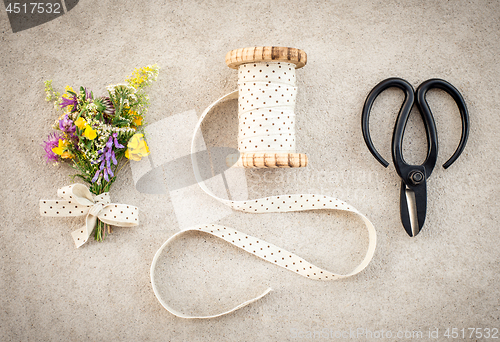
[{"x1": 225, "y1": 47, "x2": 308, "y2": 168}]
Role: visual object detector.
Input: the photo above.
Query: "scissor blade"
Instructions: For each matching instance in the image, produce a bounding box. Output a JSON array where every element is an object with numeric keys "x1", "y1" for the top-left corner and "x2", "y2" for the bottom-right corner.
[
  {"x1": 400, "y1": 180, "x2": 428, "y2": 237},
  {"x1": 400, "y1": 182, "x2": 417, "y2": 237}
]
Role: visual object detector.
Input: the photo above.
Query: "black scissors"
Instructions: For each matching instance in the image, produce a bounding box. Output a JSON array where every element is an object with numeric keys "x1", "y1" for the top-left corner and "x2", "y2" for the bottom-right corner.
[{"x1": 361, "y1": 78, "x2": 470, "y2": 237}]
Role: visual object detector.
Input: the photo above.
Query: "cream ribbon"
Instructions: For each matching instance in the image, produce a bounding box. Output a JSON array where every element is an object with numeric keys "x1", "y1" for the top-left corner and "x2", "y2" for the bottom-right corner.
[
  {"x1": 236, "y1": 61, "x2": 298, "y2": 154},
  {"x1": 39, "y1": 184, "x2": 139, "y2": 248},
  {"x1": 150, "y1": 64, "x2": 377, "y2": 319}
]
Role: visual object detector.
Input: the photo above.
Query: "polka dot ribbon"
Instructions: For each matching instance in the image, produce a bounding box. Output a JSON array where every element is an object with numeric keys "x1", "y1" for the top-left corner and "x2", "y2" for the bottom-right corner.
[
  {"x1": 150, "y1": 74, "x2": 377, "y2": 318},
  {"x1": 236, "y1": 61, "x2": 298, "y2": 154},
  {"x1": 39, "y1": 184, "x2": 139, "y2": 248}
]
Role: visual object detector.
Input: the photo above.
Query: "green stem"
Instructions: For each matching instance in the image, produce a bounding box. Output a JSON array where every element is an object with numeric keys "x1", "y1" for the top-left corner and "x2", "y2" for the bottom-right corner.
[
  {"x1": 116, "y1": 156, "x2": 129, "y2": 175},
  {"x1": 94, "y1": 219, "x2": 108, "y2": 242}
]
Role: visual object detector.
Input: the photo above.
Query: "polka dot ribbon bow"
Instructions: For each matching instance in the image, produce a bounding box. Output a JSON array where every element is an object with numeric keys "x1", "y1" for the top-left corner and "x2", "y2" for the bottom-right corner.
[{"x1": 39, "y1": 184, "x2": 139, "y2": 248}]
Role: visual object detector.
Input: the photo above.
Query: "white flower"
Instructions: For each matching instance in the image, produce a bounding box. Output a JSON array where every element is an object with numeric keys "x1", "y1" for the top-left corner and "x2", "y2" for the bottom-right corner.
[
  {"x1": 86, "y1": 103, "x2": 98, "y2": 111},
  {"x1": 106, "y1": 84, "x2": 116, "y2": 94}
]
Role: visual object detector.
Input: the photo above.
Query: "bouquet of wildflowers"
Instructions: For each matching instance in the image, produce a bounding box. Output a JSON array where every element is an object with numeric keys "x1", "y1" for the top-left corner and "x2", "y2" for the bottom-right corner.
[{"x1": 42, "y1": 65, "x2": 159, "y2": 241}]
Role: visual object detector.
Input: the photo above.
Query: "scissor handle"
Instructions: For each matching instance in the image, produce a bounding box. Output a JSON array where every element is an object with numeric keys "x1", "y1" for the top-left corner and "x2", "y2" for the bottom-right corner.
[
  {"x1": 361, "y1": 77, "x2": 415, "y2": 168},
  {"x1": 362, "y1": 77, "x2": 470, "y2": 174},
  {"x1": 416, "y1": 79, "x2": 470, "y2": 169}
]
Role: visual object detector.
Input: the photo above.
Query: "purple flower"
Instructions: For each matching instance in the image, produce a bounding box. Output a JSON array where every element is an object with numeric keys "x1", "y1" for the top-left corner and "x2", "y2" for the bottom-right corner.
[
  {"x1": 113, "y1": 133, "x2": 124, "y2": 148},
  {"x1": 91, "y1": 133, "x2": 124, "y2": 183},
  {"x1": 111, "y1": 150, "x2": 117, "y2": 165},
  {"x1": 58, "y1": 115, "x2": 76, "y2": 134},
  {"x1": 42, "y1": 132, "x2": 61, "y2": 163},
  {"x1": 91, "y1": 170, "x2": 100, "y2": 183},
  {"x1": 60, "y1": 95, "x2": 78, "y2": 111},
  {"x1": 85, "y1": 87, "x2": 92, "y2": 100}
]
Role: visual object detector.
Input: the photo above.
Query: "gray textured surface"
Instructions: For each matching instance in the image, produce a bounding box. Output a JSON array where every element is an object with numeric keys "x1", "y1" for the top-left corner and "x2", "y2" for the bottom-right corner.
[{"x1": 1, "y1": 0, "x2": 499, "y2": 341}]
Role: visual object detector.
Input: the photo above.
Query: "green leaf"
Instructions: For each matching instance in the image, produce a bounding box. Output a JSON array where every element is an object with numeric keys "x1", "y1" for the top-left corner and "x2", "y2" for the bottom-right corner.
[{"x1": 113, "y1": 119, "x2": 130, "y2": 126}]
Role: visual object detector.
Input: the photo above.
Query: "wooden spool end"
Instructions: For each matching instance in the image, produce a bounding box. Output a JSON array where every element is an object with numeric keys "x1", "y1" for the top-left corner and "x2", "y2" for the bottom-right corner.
[
  {"x1": 227, "y1": 153, "x2": 308, "y2": 168},
  {"x1": 225, "y1": 46, "x2": 307, "y2": 69}
]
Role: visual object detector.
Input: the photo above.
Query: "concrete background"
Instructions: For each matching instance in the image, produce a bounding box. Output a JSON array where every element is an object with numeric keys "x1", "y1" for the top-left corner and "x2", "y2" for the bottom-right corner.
[{"x1": 1, "y1": 0, "x2": 499, "y2": 341}]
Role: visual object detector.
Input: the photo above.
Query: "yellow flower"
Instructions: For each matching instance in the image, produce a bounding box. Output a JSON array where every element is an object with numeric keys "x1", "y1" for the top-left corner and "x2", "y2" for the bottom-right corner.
[
  {"x1": 61, "y1": 86, "x2": 76, "y2": 111},
  {"x1": 61, "y1": 151, "x2": 73, "y2": 159},
  {"x1": 52, "y1": 139, "x2": 66, "y2": 155},
  {"x1": 125, "y1": 133, "x2": 150, "y2": 161},
  {"x1": 75, "y1": 117, "x2": 87, "y2": 130},
  {"x1": 127, "y1": 110, "x2": 143, "y2": 128},
  {"x1": 84, "y1": 125, "x2": 97, "y2": 140},
  {"x1": 126, "y1": 64, "x2": 159, "y2": 89},
  {"x1": 61, "y1": 86, "x2": 74, "y2": 99},
  {"x1": 132, "y1": 115, "x2": 143, "y2": 127},
  {"x1": 52, "y1": 139, "x2": 73, "y2": 159}
]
